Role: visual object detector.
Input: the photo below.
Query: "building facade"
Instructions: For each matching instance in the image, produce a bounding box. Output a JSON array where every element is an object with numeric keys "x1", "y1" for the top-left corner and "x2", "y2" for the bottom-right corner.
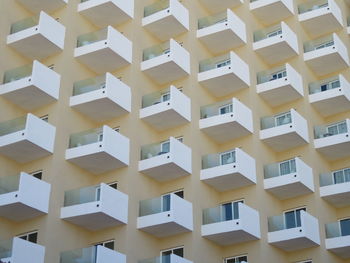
[{"x1": 0, "y1": 0, "x2": 349, "y2": 262}]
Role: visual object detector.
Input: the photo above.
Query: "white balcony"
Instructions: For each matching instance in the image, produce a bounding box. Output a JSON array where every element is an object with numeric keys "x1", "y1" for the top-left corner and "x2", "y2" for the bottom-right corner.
[
  {"x1": 319, "y1": 168, "x2": 350, "y2": 207},
  {"x1": 60, "y1": 183, "x2": 128, "y2": 231},
  {"x1": 314, "y1": 119, "x2": 350, "y2": 160},
  {"x1": 249, "y1": 0, "x2": 294, "y2": 26},
  {"x1": 199, "y1": 98, "x2": 253, "y2": 143},
  {"x1": 0, "y1": 114, "x2": 56, "y2": 163},
  {"x1": 309, "y1": 75, "x2": 350, "y2": 117},
  {"x1": 263, "y1": 157, "x2": 314, "y2": 199},
  {"x1": 7, "y1": 11, "x2": 65, "y2": 59},
  {"x1": 141, "y1": 39, "x2": 190, "y2": 84},
  {"x1": 61, "y1": 245, "x2": 126, "y2": 263},
  {"x1": 325, "y1": 220, "x2": 350, "y2": 259},
  {"x1": 198, "y1": 51, "x2": 250, "y2": 97},
  {"x1": 268, "y1": 210, "x2": 320, "y2": 251},
  {"x1": 260, "y1": 109, "x2": 309, "y2": 152},
  {"x1": 0, "y1": 61, "x2": 60, "y2": 110},
  {"x1": 65, "y1": 126, "x2": 129, "y2": 174},
  {"x1": 253, "y1": 22, "x2": 299, "y2": 65},
  {"x1": 140, "y1": 86, "x2": 191, "y2": 131},
  {"x1": 16, "y1": 0, "x2": 67, "y2": 13},
  {"x1": 201, "y1": 202, "x2": 261, "y2": 245},
  {"x1": 298, "y1": 0, "x2": 343, "y2": 38},
  {"x1": 142, "y1": 0, "x2": 189, "y2": 41},
  {"x1": 256, "y1": 64, "x2": 303, "y2": 107},
  {"x1": 139, "y1": 254, "x2": 192, "y2": 263},
  {"x1": 303, "y1": 33, "x2": 349, "y2": 76},
  {"x1": 78, "y1": 0, "x2": 134, "y2": 27},
  {"x1": 74, "y1": 26, "x2": 132, "y2": 74},
  {"x1": 137, "y1": 193, "x2": 193, "y2": 237},
  {"x1": 0, "y1": 237, "x2": 45, "y2": 263},
  {"x1": 138, "y1": 137, "x2": 192, "y2": 182},
  {"x1": 0, "y1": 172, "x2": 51, "y2": 221},
  {"x1": 200, "y1": 148, "x2": 256, "y2": 192},
  {"x1": 70, "y1": 73, "x2": 131, "y2": 122},
  {"x1": 197, "y1": 9, "x2": 246, "y2": 54}
]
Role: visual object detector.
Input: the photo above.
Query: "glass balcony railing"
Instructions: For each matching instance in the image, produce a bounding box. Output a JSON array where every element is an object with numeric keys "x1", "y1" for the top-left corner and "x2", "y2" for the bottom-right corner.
[
  {"x1": 304, "y1": 35, "x2": 334, "y2": 53},
  {"x1": 68, "y1": 127, "x2": 104, "y2": 148},
  {"x1": 72, "y1": 75, "x2": 106, "y2": 96},
  {"x1": 0, "y1": 116, "x2": 27, "y2": 137},
  {"x1": 325, "y1": 220, "x2": 350, "y2": 238},
  {"x1": 260, "y1": 111, "x2": 292, "y2": 130},
  {"x1": 60, "y1": 246, "x2": 97, "y2": 263},
  {"x1": 140, "y1": 140, "x2": 170, "y2": 160},
  {"x1": 256, "y1": 66, "x2": 287, "y2": 84},
  {"x1": 200, "y1": 99, "x2": 233, "y2": 119},
  {"x1": 202, "y1": 203, "x2": 241, "y2": 225},
  {"x1": 142, "y1": 41, "x2": 170, "y2": 61},
  {"x1": 268, "y1": 215, "x2": 289, "y2": 232},
  {"x1": 139, "y1": 255, "x2": 178, "y2": 263},
  {"x1": 144, "y1": 0, "x2": 169, "y2": 17},
  {"x1": 298, "y1": 0, "x2": 328, "y2": 14},
  {"x1": 264, "y1": 159, "x2": 296, "y2": 179},
  {"x1": 347, "y1": 16, "x2": 350, "y2": 27},
  {"x1": 63, "y1": 184, "x2": 101, "y2": 207},
  {"x1": 199, "y1": 53, "x2": 231, "y2": 73},
  {"x1": 0, "y1": 239, "x2": 13, "y2": 260},
  {"x1": 80, "y1": 0, "x2": 90, "y2": 2},
  {"x1": 202, "y1": 149, "x2": 236, "y2": 169},
  {"x1": 309, "y1": 76, "x2": 340, "y2": 94},
  {"x1": 141, "y1": 87, "x2": 171, "y2": 108},
  {"x1": 0, "y1": 175, "x2": 20, "y2": 195},
  {"x1": 198, "y1": 12, "x2": 228, "y2": 30},
  {"x1": 139, "y1": 195, "x2": 171, "y2": 217},
  {"x1": 10, "y1": 15, "x2": 39, "y2": 34},
  {"x1": 319, "y1": 168, "x2": 350, "y2": 187},
  {"x1": 77, "y1": 28, "x2": 107, "y2": 47},
  {"x1": 314, "y1": 120, "x2": 348, "y2": 139},
  {"x1": 253, "y1": 24, "x2": 282, "y2": 42},
  {"x1": 2, "y1": 64, "x2": 32, "y2": 84}
]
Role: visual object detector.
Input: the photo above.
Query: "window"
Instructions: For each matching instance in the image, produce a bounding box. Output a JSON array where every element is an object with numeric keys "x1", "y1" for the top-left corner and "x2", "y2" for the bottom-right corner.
[
  {"x1": 326, "y1": 121, "x2": 347, "y2": 136},
  {"x1": 267, "y1": 28, "x2": 282, "y2": 38},
  {"x1": 163, "y1": 48, "x2": 170, "y2": 55},
  {"x1": 225, "y1": 255, "x2": 248, "y2": 263},
  {"x1": 161, "y1": 190, "x2": 184, "y2": 212},
  {"x1": 284, "y1": 207, "x2": 306, "y2": 229},
  {"x1": 216, "y1": 59, "x2": 231, "y2": 68},
  {"x1": 40, "y1": 115, "x2": 48, "y2": 122},
  {"x1": 18, "y1": 231, "x2": 38, "y2": 244},
  {"x1": 270, "y1": 69, "x2": 287, "y2": 81},
  {"x1": 219, "y1": 104, "x2": 233, "y2": 115},
  {"x1": 113, "y1": 127, "x2": 120, "y2": 132},
  {"x1": 333, "y1": 168, "x2": 350, "y2": 184},
  {"x1": 94, "y1": 240, "x2": 114, "y2": 250},
  {"x1": 315, "y1": 40, "x2": 334, "y2": 50},
  {"x1": 48, "y1": 64, "x2": 55, "y2": 70},
  {"x1": 320, "y1": 79, "x2": 340, "y2": 92},
  {"x1": 279, "y1": 159, "x2": 296, "y2": 176},
  {"x1": 161, "y1": 246, "x2": 184, "y2": 262},
  {"x1": 221, "y1": 200, "x2": 244, "y2": 221},
  {"x1": 339, "y1": 218, "x2": 350, "y2": 237},
  {"x1": 161, "y1": 92, "x2": 170, "y2": 102},
  {"x1": 95, "y1": 182, "x2": 117, "y2": 200},
  {"x1": 30, "y1": 170, "x2": 42, "y2": 180},
  {"x1": 220, "y1": 150, "x2": 236, "y2": 165},
  {"x1": 275, "y1": 112, "x2": 291, "y2": 126}
]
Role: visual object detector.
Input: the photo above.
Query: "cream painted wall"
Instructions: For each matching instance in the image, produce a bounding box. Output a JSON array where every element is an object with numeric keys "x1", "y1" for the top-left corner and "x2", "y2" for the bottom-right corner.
[{"x1": 0, "y1": 0, "x2": 349, "y2": 262}]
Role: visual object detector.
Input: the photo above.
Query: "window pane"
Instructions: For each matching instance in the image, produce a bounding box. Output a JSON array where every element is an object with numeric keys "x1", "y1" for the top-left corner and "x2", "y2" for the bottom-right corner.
[
  {"x1": 162, "y1": 194, "x2": 171, "y2": 212},
  {"x1": 28, "y1": 232, "x2": 38, "y2": 244},
  {"x1": 104, "y1": 241, "x2": 114, "y2": 250},
  {"x1": 222, "y1": 203, "x2": 233, "y2": 221},
  {"x1": 338, "y1": 122, "x2": 347, "y2": 134},
  {"x1": 344, "y1": 169, "x2": 350, "y2": 182},
  {"x1": 233, "y1": 202, "x2": 239, "y2": 220},
  {"x1": 285, "y1": 211, "x2": 296, "y2": 229},
  {"x1": 333, "y1": 171, "x2": 345, "y2": 184},
  {"x1": 161, "y1": 141, "x2": 170, "y2": 153},
  {"x1": 173, "y1": 248, "x2": 183, "y2": 257},
  {"x1": 340, "y1": 219, "x2": 350, "y2": 236}
]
